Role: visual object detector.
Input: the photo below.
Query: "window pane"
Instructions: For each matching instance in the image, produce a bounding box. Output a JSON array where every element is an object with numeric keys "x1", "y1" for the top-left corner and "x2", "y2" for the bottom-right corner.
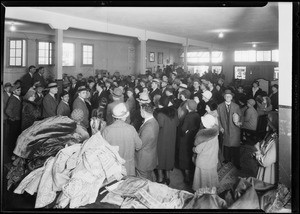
[
  {"x1": 16, "y1": 58, "x2": 21, "y2": 65},
  {"x1": 16, "y1": 40, "x2": 21, "y2": 48},
  {"x1": 16, "y1": 49, "x2": 22, "y2": 57},
  {"x1": 272, "y1": 50, "x2": 279, "y2": 62},
  {"x1": 10, "y1": 58, "x2": 15, "y2": 66},
  {"x1": 212, "y1": 51, "x2": 223, "y2": 63},
  {"x1": 10, "y1": 40, "x2": 15, "y2": 48},
  {"x1": 10, "y1": 49, "x2": 15, "y2": 57}
]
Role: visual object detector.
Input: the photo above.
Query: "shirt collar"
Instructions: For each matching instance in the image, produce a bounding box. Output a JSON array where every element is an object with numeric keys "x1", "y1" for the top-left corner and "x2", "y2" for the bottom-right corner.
[
  {"x1": 13, "y1": 94, "x2": 20, "y2": 100},
  {"x1": 142, "y1": 116, "x2": 154, "y2": 125},
  {"x1": 79, "y1": 96, "x2": 85, "y2": 102},
  {"x1": 62, "y1": 100, "x2": 69, "y2": 105}
]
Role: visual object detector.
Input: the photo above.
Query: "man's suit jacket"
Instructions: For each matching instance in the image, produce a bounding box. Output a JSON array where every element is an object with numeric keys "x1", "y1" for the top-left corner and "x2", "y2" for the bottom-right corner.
[
  {"x1": 72, "y1": 97, "x2": 89, "y2": 129},
  {"x1": 5, "y1": 95, "x2": 22, "y2": 121},
  {"x1": 21, "y1": 73, "x2": 34, "y2": 96},
  {"x1": 33, "y1": 72, "x2": 47, "y2": 88},
  {"x1": 42, "y1": 93, "x2": 58, "y2": 118},
  {"x1": 3, "y1": 92, "x2": 11, "y2": 120},
  {"x1": 135, "y1": 118, "x2": 159, "y2": 171},
  {"x1": 57, "y1": 100, "x2": 71, "y2": 117}
]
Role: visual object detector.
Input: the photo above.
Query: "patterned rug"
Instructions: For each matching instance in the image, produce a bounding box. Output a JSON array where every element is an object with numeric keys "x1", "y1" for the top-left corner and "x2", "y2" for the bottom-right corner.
[{"x1": 217, "y1": 162, "x2": 238, "y2": 195}]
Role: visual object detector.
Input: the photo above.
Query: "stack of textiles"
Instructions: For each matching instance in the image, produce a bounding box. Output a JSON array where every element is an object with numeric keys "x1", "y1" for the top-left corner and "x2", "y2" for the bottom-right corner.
[
  {"x1": 6, "y1": 116, "x2": 79, "y2": 190},
  {"x1": 13, "y1": 131, "x2": 127, "y2": 208}
]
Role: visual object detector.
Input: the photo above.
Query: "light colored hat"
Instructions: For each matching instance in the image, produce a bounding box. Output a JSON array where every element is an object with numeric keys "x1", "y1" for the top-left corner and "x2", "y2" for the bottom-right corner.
[
  {"x1": 186, "y1": 99, "x2": 197, "y2": 111},
  {"x1": 47, "y1": 82, "x2": 58, "y2": 89},
  {"x1": 111, "y1": 88, "x2": 124, "y2": 98},
  {"x1": 136, "y1": 92, "x2": 151, "y2": 104},
  {"x1": 112, "y1": 103, "x2": 130, "y2": 119},
  {"x1": 172, "y1": 71, "x2": 178, "y2": 76},
  {"x1": 77, "y1": 86, "x2": 88, "y2": 92},
  {"x1": 201, "y1": 114, "x2": 216, "y2": 129},
  {"x1": 24, "y1": 88, "x2": 36, "y2": 100},
  {"x1": 179, "y1": 83, "x2": 188, "y2": 89},
  {"x1": 247, "y1": 99, "x2": 256, "y2": 106},
  {"x1": 152, "y1": 79, "x2": 160, "y2": 84},
  {"x1": 71, "y1": 109, "x2": 84, "y2": 122},
  {"x1": 202, "y1": 90, "x2": 212, "y2": 100}
]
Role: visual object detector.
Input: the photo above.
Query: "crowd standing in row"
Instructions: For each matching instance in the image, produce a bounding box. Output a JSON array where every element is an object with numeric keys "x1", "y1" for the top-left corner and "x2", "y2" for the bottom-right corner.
[{"x1": 3, "y1": 64, "x2": 279, "y2": 191}]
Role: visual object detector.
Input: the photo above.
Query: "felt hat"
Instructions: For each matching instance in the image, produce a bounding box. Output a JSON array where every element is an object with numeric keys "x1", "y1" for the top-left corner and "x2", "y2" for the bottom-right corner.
[
  {"x1": 112, "y1": 103, "x2": 130, "y2": 119},
  {"x1": 165, "y1": 87, "x2": 174, "y2": 94},
  {"x1": 172, "y1": 71, "x2": 178, "y2": 76},
  {"x1": 47, "y1": 82, "x2": 58, "y2": 89},
  {"x1": 159, "y1": 95, "x2": 172, "y2": 107},
  {"x1": 127, "y1": 87, "x2": 134, "y2": 93},
  {"x1": 186, "y1": 99, "x2": 197, "y2": 111},
  {"x1": 223, "y1": 89, "x2": 235, "y2": 97},
  {"x1": 201, "y1": 114, "x2": 216, "y2": 129},
  {"x1": 63, "y1": 81, "x2": 71, "y2": 88},
  {"x1": 60, "y1": 90, "x2": 69, "y2": 98},
  {"x1": 137, "y1": 92, "x2": 151, "y2": 104},
  {"x1": 71, "y1": 109, "x2": 84, "y2": 122},
  {"x1": 202, "y1": 90, "x2": 212, "y2": 100},
  {"x1": 77, "y1": 86, "x2": 88, "y2": 92},
  {"x1": 24, "y1": 88, "x2": 36, "y2": 100},
  {"x1": 10, "y1": 84, "x2": 21, "y2": 93},
  {"x1": 247, "y1": 99, "x2": 256, "y2": 106},
  {"x1": 4, "y1": 82, "x2": 12, "y2": 88},
  {"x1": 28, "y1": 65, "x2": 36, "y2": 70},
  {"x1": 180, "y1": 89, "x2": 191, "y2": 99},
  {"x1": 111, "y1": 88, "x2": 124, "y2": 98}
]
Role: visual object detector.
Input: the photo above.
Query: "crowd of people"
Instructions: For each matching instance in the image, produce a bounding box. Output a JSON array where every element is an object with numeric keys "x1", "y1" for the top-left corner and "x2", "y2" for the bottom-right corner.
[{"x1": 3, "y1": 64, "x2": 279, "y2": 192}]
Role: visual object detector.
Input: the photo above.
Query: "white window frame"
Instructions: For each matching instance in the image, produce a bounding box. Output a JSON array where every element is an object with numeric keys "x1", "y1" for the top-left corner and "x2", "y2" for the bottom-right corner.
[
  {"x1": 82, "y1": 44, "x2": 94, "y2": 66},
  {"x1": 8, "y1": 38, "x2": 27, "y2": 67},
  {"x1": 37, "y1": 41, "x2": 54, "y2": 65}
]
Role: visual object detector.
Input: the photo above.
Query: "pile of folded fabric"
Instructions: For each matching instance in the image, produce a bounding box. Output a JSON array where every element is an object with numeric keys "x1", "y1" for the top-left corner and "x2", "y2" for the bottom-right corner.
[
  {"x1": 13, "y1": 131, "x2": 127, "y2": 208},
  {"x1": 6, "y1": 116, "x2": 79, "y2": 190}
]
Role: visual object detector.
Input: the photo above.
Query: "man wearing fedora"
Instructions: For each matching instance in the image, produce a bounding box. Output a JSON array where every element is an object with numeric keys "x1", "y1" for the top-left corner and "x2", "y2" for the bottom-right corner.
[
  {"x1": 33, "y1": 66, "x2": 47, "y2": 88},
  {"x1": 20, "y1": 65, "x2": 36, "y2": 96},
  {"x1": 57, "y1": 91, "x2": 71, "y2": 117},
  {"x1": 34, "y1": 82, "x2": 45, "y2": 113},
  {"x1": 135, "y1": 102, "x2": 159, "y2": 181},
  {"x1": 102, "y1": 102, "x2": 142, "y2": 176},
  {"x1": 149, "y1": 79, "x2": 162, "y2": 104},
  {"x1": 217, "y1": 89, "x2": 243, "y2": 170},
  {"x1": 73, "y1": 86, "x2": 90, "y2": 130},
  {"x1": 106, "y1": 87, "x2": 126, "y2": 126},
  {"x1": 5, "y1": 84, "x2": 22, "y2": 162},
  {"x1": 43, "y1": 82, "x2": 59, "y2": 118}
]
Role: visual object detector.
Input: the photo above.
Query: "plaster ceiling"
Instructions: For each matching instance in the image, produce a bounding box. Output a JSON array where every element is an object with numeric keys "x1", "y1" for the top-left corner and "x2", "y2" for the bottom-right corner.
[{"x1": 5, "y1": 3, "x2": 279, "y2": 48}]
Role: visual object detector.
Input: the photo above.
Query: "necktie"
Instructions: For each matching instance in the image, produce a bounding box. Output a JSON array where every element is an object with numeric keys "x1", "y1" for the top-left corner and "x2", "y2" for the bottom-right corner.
[{"x1": 226, "y1": 104, "x2": 230, "y2": 113}]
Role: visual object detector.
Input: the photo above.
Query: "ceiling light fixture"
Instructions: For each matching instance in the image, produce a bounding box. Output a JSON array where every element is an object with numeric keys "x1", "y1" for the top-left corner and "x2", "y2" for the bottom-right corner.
[
  {"x1": 218, "y1": 32, "x2": 224, "y2": 38},
  {"x1": 10, "y1": 22, "x2": 16, "y2": 31},
  {"x1": 252, "y1": 43, "x2": 257, "y2": 48}
]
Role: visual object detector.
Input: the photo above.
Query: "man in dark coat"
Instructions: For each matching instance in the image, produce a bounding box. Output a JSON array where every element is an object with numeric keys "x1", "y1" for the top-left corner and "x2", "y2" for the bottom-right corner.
[
  {"x1": 72, "y1": 86, "x2": 90, "y2": 129},
  {"x1": 57, "y1": 91, "x2": 71, "y2": 117},
  {"x1": 42, "y1": 82, "x2": 59, "y2": 118},
  {"x1": 190, "y1": 79, "x2": 202, "y2": 100},
  {"x1": 269, "y1": 84, "x2": 278, "y2": 111},
  {"x1": 106, "y1": 87, "x2": 125, "y2": 126},
  {"x1": 135, "y1": 103, "x2": 159, "y2": 181},
  {"x1": 3, "y1": 82, "x2": 12, "y2": 148},
  {"x1": 149, "y1": 79, "x2": 162, "y2": 104},
  {"x1": 178, "y1": 99, "x2": 201, "y2": 184},
  {"x1": 217, "y1": 89, "x2": 243, "y2": 170},
  {"x1": 20, "y1": 65, "x2": 36, "y2": 96},
  {"x1": 5, "y1": 84, "x2": 22, "y2": 162},
  {"x1": 33, "y1": 66, "x2": 47, "y2": 88}
]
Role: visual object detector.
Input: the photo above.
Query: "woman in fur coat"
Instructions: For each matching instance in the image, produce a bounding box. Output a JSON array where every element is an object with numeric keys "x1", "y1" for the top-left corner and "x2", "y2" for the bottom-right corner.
[{"x1": 192, "y1": 114, "x2": 219, "y2": 191}]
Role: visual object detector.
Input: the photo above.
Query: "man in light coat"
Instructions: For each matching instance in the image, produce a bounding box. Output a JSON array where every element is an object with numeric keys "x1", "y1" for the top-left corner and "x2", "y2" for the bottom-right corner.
[
  {"x1": 217, "y1": 89, "x2": 243, "y2": 170},
  {"x1": 102, "y1": 103, "x2": 142, "y2": 176},
  {"x1": 135, "y1": 102, "x2": 159, "y2": 181}
]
